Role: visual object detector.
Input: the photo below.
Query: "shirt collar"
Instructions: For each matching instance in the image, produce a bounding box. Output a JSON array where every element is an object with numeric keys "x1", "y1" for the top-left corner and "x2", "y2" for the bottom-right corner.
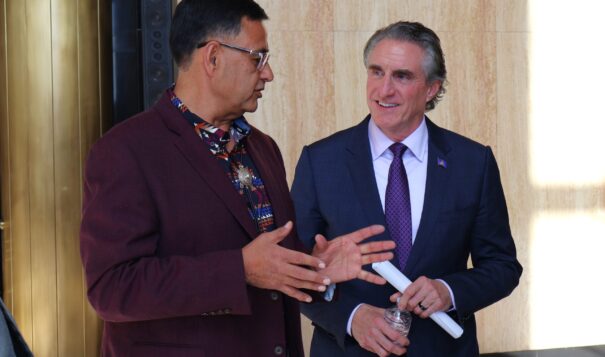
[
  {"x1": 368, "y1": 116, "x2": 428, "y2": 162},
  {"x1": 168, "y1": 87, "x2": 252, "y2": 144}
]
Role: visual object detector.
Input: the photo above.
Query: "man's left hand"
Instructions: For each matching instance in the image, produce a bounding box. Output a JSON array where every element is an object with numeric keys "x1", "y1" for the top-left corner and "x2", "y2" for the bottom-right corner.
[
  {"x1": 312, "y1": 225, "x2": 394, "y2": 284},
  {"x1": 390, "y1": 276, "x2": 452, "y2": 318}
]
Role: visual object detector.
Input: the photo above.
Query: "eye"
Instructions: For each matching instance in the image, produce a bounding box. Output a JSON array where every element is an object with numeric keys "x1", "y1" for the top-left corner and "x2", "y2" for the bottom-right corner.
[
  {"x1": 369, "y1": 68, "x2": 383, "y2": 77},
  {"x1": 250, "y1": 53, "x2": 262, "y2": 64},
  {"x1": 394, "y1": 72, "x2": 411, "y2": 80}
]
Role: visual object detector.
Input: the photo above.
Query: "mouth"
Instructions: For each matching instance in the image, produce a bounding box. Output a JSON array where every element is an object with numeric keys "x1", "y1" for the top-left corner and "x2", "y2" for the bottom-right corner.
[
  {"x1": 376, "y1": 101, "x2": 399, "y2": 108},
  {"x1": 255, "y1": 88, "x2": 264, "y2": 98}
]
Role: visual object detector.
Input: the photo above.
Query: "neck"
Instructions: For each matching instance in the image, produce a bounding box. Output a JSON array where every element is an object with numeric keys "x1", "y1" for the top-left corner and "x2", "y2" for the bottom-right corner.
[
  {"x1": 174, "y1": 77, "x2": 235, "y2": 132},
  {"x1": 379, "y1": 115, "x2": 424, "y2": 142}
]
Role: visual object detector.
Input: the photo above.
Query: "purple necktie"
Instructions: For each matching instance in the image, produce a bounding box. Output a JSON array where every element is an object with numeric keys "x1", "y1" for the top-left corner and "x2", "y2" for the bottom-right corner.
[{"x1": 385, "y1": 143, "x2": 412, "y2": 270}]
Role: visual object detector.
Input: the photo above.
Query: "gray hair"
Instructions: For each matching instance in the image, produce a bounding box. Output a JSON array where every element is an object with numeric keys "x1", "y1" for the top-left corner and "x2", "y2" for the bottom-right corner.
[{"x1": 363, "y1": 21, "x2": 447, "y2": 111}]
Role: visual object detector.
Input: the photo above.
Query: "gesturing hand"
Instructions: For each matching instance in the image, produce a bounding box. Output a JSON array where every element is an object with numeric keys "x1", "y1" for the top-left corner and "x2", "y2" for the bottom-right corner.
[
  {"x1": 312, "y1": 225, "x2": 395, "y2": 284},
  {"x1": 351, "y1": 304, "x2": 409, "y2": 356},
  {"x1": 242, "y1": 221, "x2": 330, "y2": 303}
]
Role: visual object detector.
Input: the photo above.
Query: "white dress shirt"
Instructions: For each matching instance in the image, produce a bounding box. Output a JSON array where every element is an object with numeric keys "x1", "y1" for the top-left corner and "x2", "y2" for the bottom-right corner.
[{"x1": 346, "y1": 116, "x2": 456, "y2": 336}]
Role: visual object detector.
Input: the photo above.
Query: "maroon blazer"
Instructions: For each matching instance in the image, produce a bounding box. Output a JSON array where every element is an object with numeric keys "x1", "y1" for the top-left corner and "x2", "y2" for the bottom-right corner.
[{"x1": 80, "y1": 93, "x2": 305, "y2": 356}]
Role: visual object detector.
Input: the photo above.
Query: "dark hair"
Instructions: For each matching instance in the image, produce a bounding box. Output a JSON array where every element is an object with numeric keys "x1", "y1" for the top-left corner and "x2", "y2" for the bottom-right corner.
[
  {"x1": 170, "y1": 0, "x2": 268, "y2": 67},
  {"x1": 363, "y1": 21, "x2": 447, "y2": 111}
]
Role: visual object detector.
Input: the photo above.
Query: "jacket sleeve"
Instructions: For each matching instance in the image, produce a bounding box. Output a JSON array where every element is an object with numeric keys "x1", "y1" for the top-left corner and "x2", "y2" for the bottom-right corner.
[
  {"x1": 442, "y1": 146, "x2": 523, "y2": 320},
  {"x1": 80, "y1": 136, "x2": 252, "y2": 323},
  {"x1": 291, "y1": 146, "x2": 365, "y2": 349}
]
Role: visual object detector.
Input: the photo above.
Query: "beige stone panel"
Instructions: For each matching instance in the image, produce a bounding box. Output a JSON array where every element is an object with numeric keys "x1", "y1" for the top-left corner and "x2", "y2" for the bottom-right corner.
[
  {"x1": 435, "y1": 31, "x2": 497, "y2": 147},
  {"x1": 477, "y1": 32, "x2": 531, "y2": 354},
  {"x1": 496, "y1": 0, "x2": 528, "y2": 32},
  {"x1": 258, "y1": 0, "x2": 333, "y2": 32},
  {"x1": 394, "y1": 0, "x2": 496, "y2": 32},
  {"x1": 301, "y1": 315, "x2": 314, "y2": 356},
  {"x1": 334, "y1": 0, "x2": 393, "y2": 31},
  {"x1": 333, "y1": 31, "x2": 372, "y2": 131},
  {"x1": 247, "y1": 31, "x2": 335, "y2": 181}
]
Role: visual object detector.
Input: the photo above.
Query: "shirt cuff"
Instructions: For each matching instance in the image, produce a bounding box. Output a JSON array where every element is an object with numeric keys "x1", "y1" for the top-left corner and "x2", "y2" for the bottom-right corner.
[
  {"x1": 324, "y1": 283, "x2": 336, "y2": 302},
  {"x1": 346, "y1": 304, "x2": 364, "y2": 336},
  {"x1": 436, "y1": 278, "x2": 457, "y2": 311}
]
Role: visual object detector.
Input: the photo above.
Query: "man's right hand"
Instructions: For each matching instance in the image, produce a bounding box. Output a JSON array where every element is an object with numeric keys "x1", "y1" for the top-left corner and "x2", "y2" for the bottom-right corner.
[
  {"x1": 242, "y1": 221, "x2": 330, "y2": 303},
  {"x1": 351, "y1": 304, "x2": 409, "y2": 357}
]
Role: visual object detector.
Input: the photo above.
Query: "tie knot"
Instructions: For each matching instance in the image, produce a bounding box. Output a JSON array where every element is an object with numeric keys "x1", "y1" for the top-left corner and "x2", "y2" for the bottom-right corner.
[{"x1": 389, "y1": 143, "x2": 407, "y2": 159}]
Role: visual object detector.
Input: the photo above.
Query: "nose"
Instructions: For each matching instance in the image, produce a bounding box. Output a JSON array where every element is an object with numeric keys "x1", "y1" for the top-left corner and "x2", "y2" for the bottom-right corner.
[
  {"x1": 260, "y1": 62, "x2": 274, "y2": 82},
  {"x1": 379, "y1": 76, "x2": 395, "y2": 97}
]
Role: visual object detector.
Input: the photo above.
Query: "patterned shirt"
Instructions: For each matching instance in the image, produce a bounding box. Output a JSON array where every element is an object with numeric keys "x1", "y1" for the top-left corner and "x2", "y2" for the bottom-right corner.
[{"x1": 169, "y1": 88, "x2": 276, "y2": 233}]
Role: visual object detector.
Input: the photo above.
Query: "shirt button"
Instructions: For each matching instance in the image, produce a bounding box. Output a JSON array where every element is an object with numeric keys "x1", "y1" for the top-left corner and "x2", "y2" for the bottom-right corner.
[
  {"x1": 274, "y1": 345, "x2": 284, "y2": 355},
  {"x1": 270, "y1": 292, "x2": 279, "y2": 301}
]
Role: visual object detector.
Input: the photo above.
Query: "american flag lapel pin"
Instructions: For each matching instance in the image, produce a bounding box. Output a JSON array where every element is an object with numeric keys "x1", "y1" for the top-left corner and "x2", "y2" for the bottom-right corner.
[{"x1": 437, "y1": 157, "x2": 447, "y2": 168}]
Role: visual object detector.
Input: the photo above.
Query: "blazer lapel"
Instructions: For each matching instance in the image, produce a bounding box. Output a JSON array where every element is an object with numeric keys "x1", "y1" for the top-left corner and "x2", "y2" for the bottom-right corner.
[
  {"x1": 345, "y1": 116, "x2": 388, "y2": 231},
  {"x1": 405, "y1": 118, "x2": 452, "y2": 276},
  {"x1": 245, "y1": 130, "x2": 289, "y2": 228},
  {"x1": 156, "y1": 95, "x2": 258, "y2": 239}
]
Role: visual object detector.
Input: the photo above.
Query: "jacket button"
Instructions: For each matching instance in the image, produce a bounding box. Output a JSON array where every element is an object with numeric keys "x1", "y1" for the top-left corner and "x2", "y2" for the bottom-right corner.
[
  {"x1": 270, "y1": 292, "x2": 279, "y2": 301},
  {"x1": 274, "y1": 345, "x2": 284, "y2": 355}
]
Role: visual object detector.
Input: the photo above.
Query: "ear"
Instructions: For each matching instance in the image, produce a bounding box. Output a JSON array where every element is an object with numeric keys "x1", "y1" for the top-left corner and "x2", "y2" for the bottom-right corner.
[
  {"x1": 199, "y1": 41, "x2": 221, "y2": 75},
  {"x1": 426, "y1": 80, "x2": 442, "y2": 102}
]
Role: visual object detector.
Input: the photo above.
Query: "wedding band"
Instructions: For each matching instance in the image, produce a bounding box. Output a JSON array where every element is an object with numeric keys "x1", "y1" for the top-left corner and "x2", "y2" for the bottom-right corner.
[{"x1": 418, "y1": 303, "x2": 427, "y2": 311}]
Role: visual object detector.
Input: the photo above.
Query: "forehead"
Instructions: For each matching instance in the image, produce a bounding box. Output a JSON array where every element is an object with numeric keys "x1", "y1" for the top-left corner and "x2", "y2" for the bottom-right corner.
[
  {"x1": 234, "y1": 17, "x2": 268, "y2": 48},
  {"x1": 368, "y1": 39, "x2": 426, "y2": 71}
]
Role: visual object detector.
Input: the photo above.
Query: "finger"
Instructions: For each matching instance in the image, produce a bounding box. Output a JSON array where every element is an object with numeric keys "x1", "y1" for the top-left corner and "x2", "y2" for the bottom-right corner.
[
  {"x1": 359, "y1": 240, "x2": 396, "y2": 254},
  {"x1": 283, "y1": 262, "x2": 331, "y2": 286},
  {"x1": 343, "y1": 224, "x2": 385, "y2": 244},
  {"x1": 368, "y1": 327, "x2": 390, "y2": 357},
  {"x1": 357, "y1": 270, "x2": 387, "y2": 285},
  {"x1": 265, "y1": 221, "x2": 293, "y2": 244},
  {"x1": 389, "y1": 292, "x2": 402, "y2": 303},
  {"x1": 283, "y1": 247, "x2": 326, "y2": 270},
  {"x1": 360, "y1": 252, "x2": 394, "y2": 265},
  {"x1": 283, "y1": 274, "x2": 329, "y2": 292},
  {"x1": 314, "y1": 234, "x2": 328, "y2": 251},
  {"x1": 374, "y1": 325, "x2": 400, "y2": 355},
  {"x1": 280, "y1": 285, "x2": 313, "y2": 303},
  {"x1": 399, "y1": 283, "x2": 421, "y2": 310},
  {"x1": 376, "y1": 321, "x2": 409, "y2": 355},
  {"x1": 407, "y1": 279, "x2": 432, "y2": 309}
]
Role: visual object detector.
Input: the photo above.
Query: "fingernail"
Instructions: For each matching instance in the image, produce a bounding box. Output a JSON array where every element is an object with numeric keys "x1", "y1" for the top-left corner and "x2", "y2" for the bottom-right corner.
[
  {"x1": 318, "y1": 261, "x2": 326, "y2": 269},
  {"x1": 318, "y1": 285, "x2": 326, "y2": 292},
  {"x1": 323, "y1": 278, "x2": 331, "y2": 285},
  {"x1": 306, "y1": 297, "x2": 312, "y2": 303}
]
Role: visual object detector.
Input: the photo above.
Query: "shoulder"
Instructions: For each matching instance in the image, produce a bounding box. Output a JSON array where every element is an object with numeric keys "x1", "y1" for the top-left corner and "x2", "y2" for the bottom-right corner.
[
  {"x1": 427, "y1": 119, "x2": 490, "y2": 157},
  {"x1": 87, "y1": 100, "x2": 172, "y2": 164},
  {"x1": 305, "y1": 118, "x2": 367, "y2": 154}
]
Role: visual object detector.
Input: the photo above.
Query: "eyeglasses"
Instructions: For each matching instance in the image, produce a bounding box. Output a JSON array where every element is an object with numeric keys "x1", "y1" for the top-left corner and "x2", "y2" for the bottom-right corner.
[{"x1": 197, "y1": 41, "x2": 270, "y2": 71}]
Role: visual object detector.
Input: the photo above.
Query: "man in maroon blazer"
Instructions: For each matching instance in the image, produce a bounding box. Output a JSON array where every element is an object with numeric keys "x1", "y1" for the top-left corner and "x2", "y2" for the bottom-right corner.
[{"x1": 80, "y1": 0, "x2": 394, "y2": 356}]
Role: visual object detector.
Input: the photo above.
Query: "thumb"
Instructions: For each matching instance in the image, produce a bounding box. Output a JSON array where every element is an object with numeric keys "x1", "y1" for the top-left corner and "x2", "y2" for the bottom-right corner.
[
  {"x1": 314, "y1": 234, "x2": 328, "y2": 251},
  {"x1": 268, "y1": 221, "x2": 293, "y2": 244}
]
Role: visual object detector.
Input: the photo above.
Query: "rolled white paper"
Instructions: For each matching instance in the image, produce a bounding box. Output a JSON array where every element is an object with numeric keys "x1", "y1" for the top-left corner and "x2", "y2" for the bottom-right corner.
[{"x1": 372, "y1": 261, "x2": 464, "y2": 339}]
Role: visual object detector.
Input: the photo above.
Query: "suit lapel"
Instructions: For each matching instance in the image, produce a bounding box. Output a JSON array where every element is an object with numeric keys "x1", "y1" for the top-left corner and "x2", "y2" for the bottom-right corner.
[
  {"x1": 405, "y1": 118, "x2": 452, "y2": 276},
  {"x1": 156, "y1": 95, "x2": 258, "y2": 239},
  {"x1": 245, "y1": 131, "x2": 289, "y2": 228},
  {"x1": 345, "y1": 116, "x2": 388, "y2": 230}
]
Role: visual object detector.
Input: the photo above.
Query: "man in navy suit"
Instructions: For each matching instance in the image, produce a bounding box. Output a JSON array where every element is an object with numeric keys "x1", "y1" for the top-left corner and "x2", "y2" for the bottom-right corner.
[{"x1": 291, "y1": 21, "x2": 522, "y2": 356}]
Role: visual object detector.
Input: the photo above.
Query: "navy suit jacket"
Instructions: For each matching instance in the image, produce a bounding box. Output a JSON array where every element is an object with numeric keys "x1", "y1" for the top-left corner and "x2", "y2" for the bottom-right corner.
[
  {"x1": 80, "y1": 93, "x2": 305, "y2": 356},
  {"x1": 291, "y1": 116, "x2": 522, "y2": 356}
]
